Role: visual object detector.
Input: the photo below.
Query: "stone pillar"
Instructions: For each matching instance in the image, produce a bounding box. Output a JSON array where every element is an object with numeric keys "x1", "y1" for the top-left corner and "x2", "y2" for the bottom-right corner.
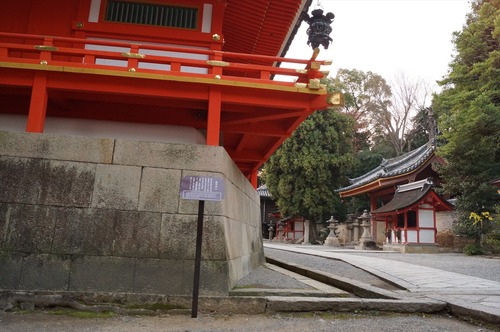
[
  {"x1": 352, "y1": 217, "x2": 360, "y2": 244},
  {"x1": 324, "y1": 216, "x2": 340, "y2": 247},
  {"x1": 345, "y1": 214, "x2": 354, "y2": 243},
  {"x1": 355, "y1": 210, "x2": 377, "y2": 250},
  {"x1": 302, "y1": 220, "x2": 310, "y2": 245}
]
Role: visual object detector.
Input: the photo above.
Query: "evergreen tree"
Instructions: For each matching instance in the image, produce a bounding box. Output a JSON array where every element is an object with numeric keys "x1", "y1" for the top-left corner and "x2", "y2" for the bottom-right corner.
[
  {"x1": 265, "y1": 110, "x2": 356, "y2": 225},
  {"x1": 433, "y1": 0, "x2": 500, "y2": 247}
]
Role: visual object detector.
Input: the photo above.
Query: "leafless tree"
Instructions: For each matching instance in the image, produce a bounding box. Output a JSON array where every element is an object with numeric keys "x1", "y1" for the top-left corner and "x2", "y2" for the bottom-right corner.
[{"x1": 368, "y1": 71, "x2": 432, "y2": 155}]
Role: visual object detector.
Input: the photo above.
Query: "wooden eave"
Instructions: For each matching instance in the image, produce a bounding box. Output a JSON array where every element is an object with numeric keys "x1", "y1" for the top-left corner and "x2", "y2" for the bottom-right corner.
[
  {"x1": 223, "y1": 0, "x2": 311, "y2": 58},
  {"x1": 371, "y1": 189, "x2": 453, "y2": 217},
  {"x1": 339, "y1": 152, "x2": 442, "y2": 198}
]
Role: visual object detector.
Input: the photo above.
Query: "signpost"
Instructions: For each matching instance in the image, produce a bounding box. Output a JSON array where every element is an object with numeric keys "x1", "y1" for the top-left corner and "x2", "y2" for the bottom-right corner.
[{"x1": 180, "y1": 176, "x2": 224, "y2": 318}]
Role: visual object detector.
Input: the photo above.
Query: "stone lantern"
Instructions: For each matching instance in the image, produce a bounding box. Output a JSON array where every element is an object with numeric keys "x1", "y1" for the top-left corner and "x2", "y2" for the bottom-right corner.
[
  {"x1": 268, "y1": 221, "x2": 274, "y2": 241},
  {"x1": 277, "y1": 221, "x2": 284, "y2": 243},
  {"x1": 324, "y1": 216, "x2": 340, "y2": 247},
  {"x1": 355, "y1": 209, "x2": 377, "y2": 250}
]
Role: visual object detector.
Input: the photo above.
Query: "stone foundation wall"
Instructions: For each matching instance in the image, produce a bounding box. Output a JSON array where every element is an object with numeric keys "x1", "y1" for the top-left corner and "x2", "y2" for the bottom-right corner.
[{"x1": 0, "y1": 131, "x2": 264, "y2": 296}]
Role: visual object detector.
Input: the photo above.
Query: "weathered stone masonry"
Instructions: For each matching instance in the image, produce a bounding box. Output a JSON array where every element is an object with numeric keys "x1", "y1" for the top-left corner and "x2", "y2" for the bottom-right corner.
[{"x1": 0, "y1": 131, "x2": 264, "y2": 296}]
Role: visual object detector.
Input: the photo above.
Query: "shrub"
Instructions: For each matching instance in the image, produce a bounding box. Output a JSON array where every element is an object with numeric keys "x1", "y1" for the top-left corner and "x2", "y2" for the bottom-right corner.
[{"x1": 463, "y1": 243, "x2": 484, "y2": 256}]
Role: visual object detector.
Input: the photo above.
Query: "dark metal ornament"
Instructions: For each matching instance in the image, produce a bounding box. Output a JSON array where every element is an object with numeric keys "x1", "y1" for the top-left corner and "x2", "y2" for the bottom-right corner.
[{"x1": 303, "y1": 8, "x2": 335, "y2": 49}]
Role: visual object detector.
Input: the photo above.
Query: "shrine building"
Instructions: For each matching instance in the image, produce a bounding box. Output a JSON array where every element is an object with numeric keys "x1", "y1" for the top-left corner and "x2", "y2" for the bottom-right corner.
[
  {"x1": 0, "y1": 0, "x2": 338, "y2": 297},
  {"x1": 337, "y1": 143, "x2": 456, "y2": 253}
]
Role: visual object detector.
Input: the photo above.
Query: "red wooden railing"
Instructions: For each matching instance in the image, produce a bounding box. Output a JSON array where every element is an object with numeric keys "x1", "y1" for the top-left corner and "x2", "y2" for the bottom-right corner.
[{"x1": 0, "y1": 32, "x2": 328, "y2": 86}]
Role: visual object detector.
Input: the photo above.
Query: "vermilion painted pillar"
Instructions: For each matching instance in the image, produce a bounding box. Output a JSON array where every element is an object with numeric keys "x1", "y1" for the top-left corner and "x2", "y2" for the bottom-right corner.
[
  {"x1": 26, "y1": 72, "x2": 48, "y2": 133},
  {"x1": 250, "y1": 170, "x2": 258, "y2": 188},
  {"x1": 206, "y1": 86, "x2": 221, "y2": 146}
]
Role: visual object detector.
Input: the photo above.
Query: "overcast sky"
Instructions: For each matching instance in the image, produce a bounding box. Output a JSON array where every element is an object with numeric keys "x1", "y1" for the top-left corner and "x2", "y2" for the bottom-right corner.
[{"x1": 284, "y1": 0, "x2": 471, "y2": 90}]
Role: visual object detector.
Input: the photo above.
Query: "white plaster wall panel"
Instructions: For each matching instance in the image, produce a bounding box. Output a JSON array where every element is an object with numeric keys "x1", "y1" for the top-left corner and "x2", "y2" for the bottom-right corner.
[
  {"x1": 0, "y1": 114, "x2": 205, "y2": 145},
  {"x1": 419, "y1": 209, "x2": 434, "y2": 228},
  {"x1": 419, "y1": 229, "x2": 436, "y2": 243}
]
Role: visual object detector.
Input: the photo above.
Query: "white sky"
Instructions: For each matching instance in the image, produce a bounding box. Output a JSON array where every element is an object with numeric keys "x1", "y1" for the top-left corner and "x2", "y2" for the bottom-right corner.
[{"x1": 284, "y1": 0, "x2": 471, "y2": 90}]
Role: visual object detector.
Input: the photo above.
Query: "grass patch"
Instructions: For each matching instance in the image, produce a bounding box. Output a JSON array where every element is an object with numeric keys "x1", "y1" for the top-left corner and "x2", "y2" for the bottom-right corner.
[
  {"x1": 126, "y1": 303, "x2": 186, "y2": 311},
  {"x1": 49, "y1": 309, "x2": 117, "y2": 319}
]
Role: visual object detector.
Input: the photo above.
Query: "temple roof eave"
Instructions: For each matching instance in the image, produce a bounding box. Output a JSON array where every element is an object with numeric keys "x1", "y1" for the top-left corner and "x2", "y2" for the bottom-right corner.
[
  {"x1": 371, "y1": 180, "x2": 454, "y2": 216},
  {"x1": 337, "y1": 143, "x2": 440, "y2": 197}
]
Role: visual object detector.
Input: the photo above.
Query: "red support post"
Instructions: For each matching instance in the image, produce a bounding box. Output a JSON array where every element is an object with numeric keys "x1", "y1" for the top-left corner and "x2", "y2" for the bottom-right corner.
[
  {"x1": 26, "y1": 72, "x2": 48, "y2": 133},
  {"x1": 206, "y1": 86, "x2": 221, "y2": 146},
  {"x1": 250, "y1": 170, "x2": 258, "y2": 188}
]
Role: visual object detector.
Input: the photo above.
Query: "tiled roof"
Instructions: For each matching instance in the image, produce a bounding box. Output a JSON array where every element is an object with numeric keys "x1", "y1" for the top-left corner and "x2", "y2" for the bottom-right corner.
[
  {"x1": 257, "y1": 184, "x2": 272, "y2": 198},
  {"x1": 337, "y1": 143, "x2": 436, "y2": 193},
  {"x1": 371, "y1": 179, "x2": 433, "y2": 214}
]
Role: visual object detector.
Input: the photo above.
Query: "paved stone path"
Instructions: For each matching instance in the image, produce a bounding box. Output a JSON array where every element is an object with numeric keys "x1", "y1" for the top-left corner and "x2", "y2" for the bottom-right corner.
[{"x1": 264, "y1": 243, "x2": 500, "y2": 323}]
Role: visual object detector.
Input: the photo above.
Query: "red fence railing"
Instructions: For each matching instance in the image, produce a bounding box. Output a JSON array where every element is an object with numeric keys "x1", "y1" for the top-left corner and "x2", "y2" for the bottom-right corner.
[{"x1": 0, "y1": 32, "x2": 329, "y2": 86}]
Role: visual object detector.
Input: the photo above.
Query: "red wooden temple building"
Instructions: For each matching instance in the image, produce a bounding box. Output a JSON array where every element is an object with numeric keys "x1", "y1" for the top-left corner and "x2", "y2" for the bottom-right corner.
[
  {"x1": 0, "y1": 0, "x2": 340, "y2": 187},
  {"x1": 0, "y1": 0, "x2": 340, "y2": 298},
  {"x1": 338, "y1": 143, "x2": 455, "y2": 252}
]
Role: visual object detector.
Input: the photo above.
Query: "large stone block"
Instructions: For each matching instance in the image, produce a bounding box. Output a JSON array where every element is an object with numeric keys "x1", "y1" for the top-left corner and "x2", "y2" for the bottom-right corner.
[
  {"x1": 113, "y1": 140, "x2": 226, "y2": 172},
  {"x1": 113, "y1": 211, "x2": 161, "y2": 258},
  {"x1": 52, "y1": 208, "x2": 115, "y2": 256},
  {"x1": 0, "y1": 158, "x2": 95, "y2": 207},
  {"x1": 0, "y1": 204, "x2": 55, "y2": 253},
  {"x1": 0, "y1": 254, "x2": 23, "y2": 289},
  {"x1": 179, "y1": 260, "x2": 230, "y2": 296},
  {"x1": 0, "y1": 157, "x2": 45, "y2": 205},
  {"x1": 69, "y1": 256, "x2": 135, "y2": 292},
  {"x1": 159, "y1": 214, "x2": 227, "y2": 261},
  {"x1": 199, "y1": 260, "x2": 230, "y2": 296},
  {"x1": 133, "y1": 258, "x2": 187, "y2": 295},
  {"x1": 92, "y1": 164, "x2": 141, "y2": 210},
  {"x1": 18, "y1": 254, "x2": 71, "y2": 291},
  {"x1": 0, "y1": 131, "x2": 114, "y2": 163},
  {"x1": 138, "y1": 168, "x2": 181, "y2": 213}
]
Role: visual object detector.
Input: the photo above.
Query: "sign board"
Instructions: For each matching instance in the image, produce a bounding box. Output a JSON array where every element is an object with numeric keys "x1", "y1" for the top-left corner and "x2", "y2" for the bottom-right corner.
[
  {"x1": 179, "y1": 175, "x2": 225, "y2": 317},
  {"x1": 180, "y1": 176, "x2": 224, "y2": 201}
]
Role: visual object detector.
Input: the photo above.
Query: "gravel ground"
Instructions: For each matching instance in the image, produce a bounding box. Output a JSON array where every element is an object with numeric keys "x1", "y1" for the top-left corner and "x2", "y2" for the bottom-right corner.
[
  {"x1": 1, "y1": 311, "x2": 498, "y2": 332},
  {"x1": 264, "y1": 248, "x2": 402, "y2": 290},
  {"x1": 337, "y1": 251, "x2": 500, "y2": 282}
]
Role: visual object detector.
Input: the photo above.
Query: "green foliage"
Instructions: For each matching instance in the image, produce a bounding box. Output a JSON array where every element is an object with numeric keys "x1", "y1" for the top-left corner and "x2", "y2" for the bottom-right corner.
[
  {"x1": 327, "y1": 69, "x2": 393, "y2": 153},
  {"x1": 348, "y1": 149, "x2": 384, "y2": 179},
  {"x1": 433, "y1": 0, "x2": 500, "y2": 244},
  {"x1": 265, "y1": 110, "x2": 356, "y2": 223},
  {"x1": 343, "y1": 195, "x2": 370, "y2": 215},
  {"x1": 405, "y1": 107, "x2": 435, "y2": 152},
  {"x1": 463, "y1": 243, "x2": 485, "y2": 256},
  {"x1": 484, "y1": 205, "x2": 500, "y2": 254}
]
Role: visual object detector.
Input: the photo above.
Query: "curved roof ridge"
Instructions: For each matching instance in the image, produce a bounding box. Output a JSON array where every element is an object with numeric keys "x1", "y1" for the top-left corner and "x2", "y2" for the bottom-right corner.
[
  {"x1": 383, "y1": 143, "x2": 432, "y2": 172},
  {"x1": 348, "y1": 164, "x2": 384, "y2": 183},
  {"x1": 338, "y1": 142, "x2": 436, "y2": 193}
]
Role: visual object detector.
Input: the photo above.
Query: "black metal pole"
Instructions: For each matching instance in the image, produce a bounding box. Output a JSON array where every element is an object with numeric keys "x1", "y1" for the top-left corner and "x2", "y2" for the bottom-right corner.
[{"x1": 191, "y1": 199, "x2": 205, "y2": 318}]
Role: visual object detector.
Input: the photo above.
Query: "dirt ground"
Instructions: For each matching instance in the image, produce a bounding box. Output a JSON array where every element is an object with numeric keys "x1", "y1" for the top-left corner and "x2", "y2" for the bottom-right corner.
[{"x1": 1, "y1": 310, "x2": 498, "y2": 332}]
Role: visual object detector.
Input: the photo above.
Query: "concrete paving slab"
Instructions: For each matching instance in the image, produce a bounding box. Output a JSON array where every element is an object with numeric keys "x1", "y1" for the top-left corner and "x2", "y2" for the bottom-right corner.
[
  {"x1": 264, "y1": 243, "x2": 500, "y2": 324},
  {"x1": 232, "y1": 263, "x2": 349, "y2": 297}
]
